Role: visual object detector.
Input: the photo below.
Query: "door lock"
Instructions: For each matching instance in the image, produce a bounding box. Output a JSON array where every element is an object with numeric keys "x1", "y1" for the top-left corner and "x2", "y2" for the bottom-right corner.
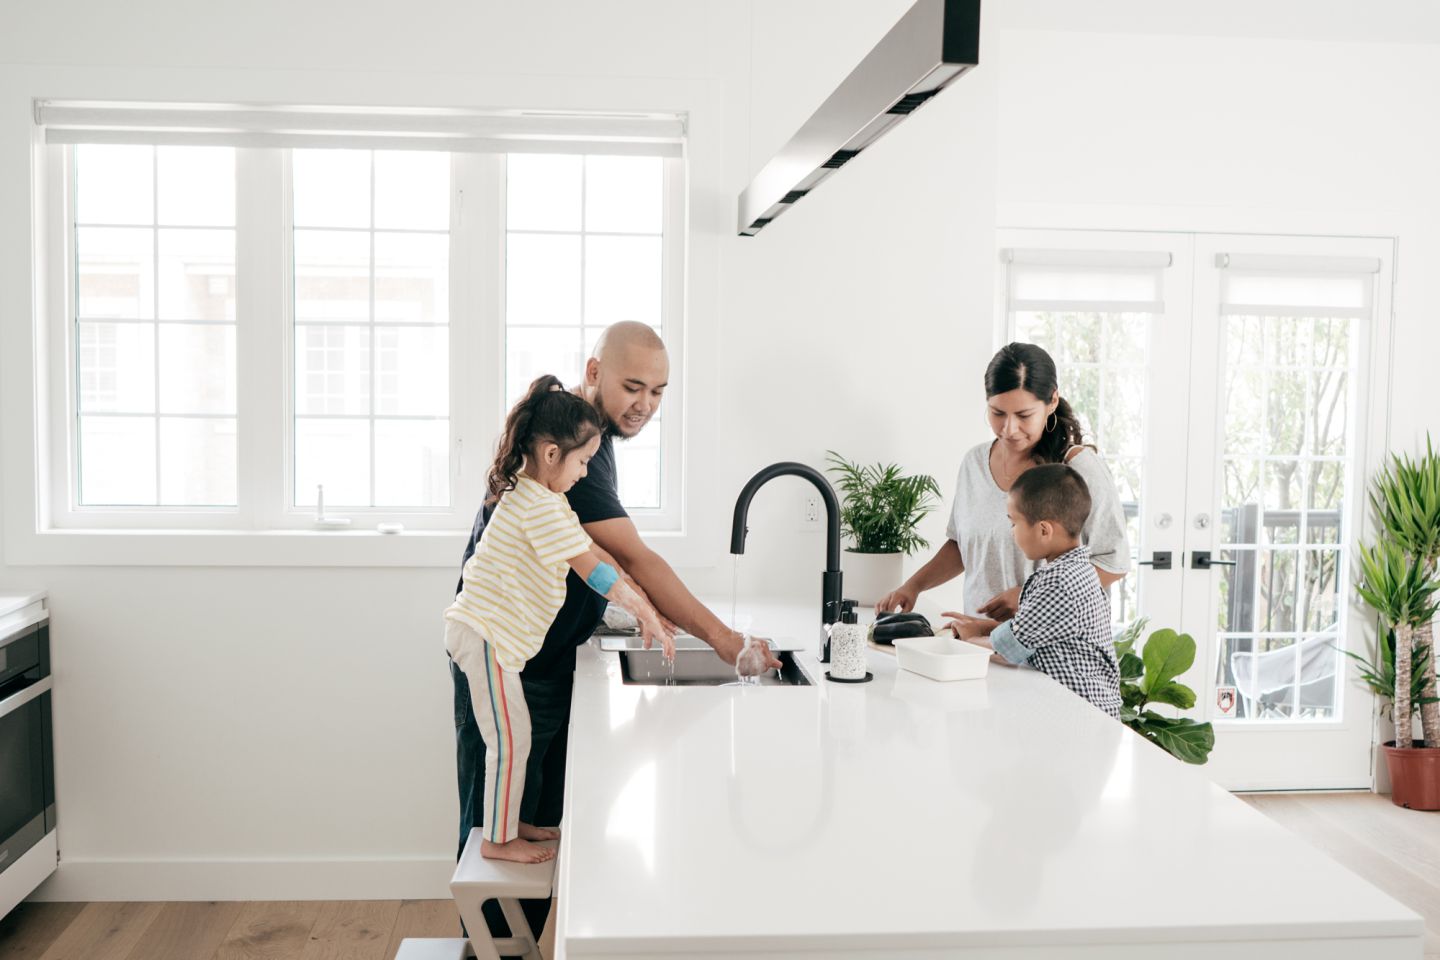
[
  {"x1": 1137, "y1": 551, "x2": 1172, "y2": 571},
  {"x1": 1191, "y1": 551, "x2": 1236, "y2": 570}
]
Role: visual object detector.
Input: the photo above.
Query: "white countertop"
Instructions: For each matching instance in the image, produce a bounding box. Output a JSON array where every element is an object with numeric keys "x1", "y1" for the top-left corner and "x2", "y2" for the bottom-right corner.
[
  {"x1": 0, "y1": 590, "x2": 46, "y2": 621},
  {"x1": 555, "y1": 602, "x2": 1421, "y2": 959}
]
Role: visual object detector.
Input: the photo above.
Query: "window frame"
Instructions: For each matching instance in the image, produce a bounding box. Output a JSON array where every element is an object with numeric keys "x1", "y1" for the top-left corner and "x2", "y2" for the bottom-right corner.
[
  {"x1": 495, "y1": 153, "x2": 686, "y2": 532},
  {"x1": 41, "y1": 143, "x2": 687, "y2": 536}
]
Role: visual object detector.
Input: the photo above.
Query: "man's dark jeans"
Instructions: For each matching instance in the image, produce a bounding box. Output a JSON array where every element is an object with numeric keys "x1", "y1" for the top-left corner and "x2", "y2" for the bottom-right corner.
[{"x1": 453, "y1": 656, "x2": 572, "y2": 947}]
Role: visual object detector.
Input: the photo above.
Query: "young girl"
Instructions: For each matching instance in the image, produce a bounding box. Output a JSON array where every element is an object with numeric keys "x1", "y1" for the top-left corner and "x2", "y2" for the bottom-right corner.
[{"x1": 444, "y1": 374, "x2": 674, "y2": 864}]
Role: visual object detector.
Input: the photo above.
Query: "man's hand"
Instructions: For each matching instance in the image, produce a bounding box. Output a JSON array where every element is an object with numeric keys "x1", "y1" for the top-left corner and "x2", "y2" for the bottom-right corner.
[
  {"x1": 977, "y1": 586, "x2": 1022, "y2": 621},
  {"x1": 875, "y1": 583, "x2": 918, "y2": 614},
  {"x1": 711, "y1": 630, "x2": 782, "y2": 672},
  {"x1": 940, "y1": 611, "x2": 999, "y2": 642}
]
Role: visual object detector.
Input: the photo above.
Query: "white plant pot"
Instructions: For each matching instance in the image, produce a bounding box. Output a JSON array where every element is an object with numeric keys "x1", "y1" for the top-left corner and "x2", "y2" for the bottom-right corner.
[{"x1": 842, "y1": 550, "x2": 904, "y2": 607}]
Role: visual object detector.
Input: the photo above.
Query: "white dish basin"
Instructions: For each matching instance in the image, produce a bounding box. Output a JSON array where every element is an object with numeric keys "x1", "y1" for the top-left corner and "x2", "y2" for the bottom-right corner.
[{"x1": 893, "y1": 634, "x2": 991, "y2": 682}]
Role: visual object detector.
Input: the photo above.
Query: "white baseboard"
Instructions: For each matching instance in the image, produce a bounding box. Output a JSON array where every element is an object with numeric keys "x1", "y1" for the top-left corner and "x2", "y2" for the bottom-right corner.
[{"x1": 29, "y1": 856, "x2": 454, "y2": 902}]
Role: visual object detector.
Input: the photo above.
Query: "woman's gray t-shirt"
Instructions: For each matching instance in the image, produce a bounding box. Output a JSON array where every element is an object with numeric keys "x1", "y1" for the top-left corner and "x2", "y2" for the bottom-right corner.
[{"x1": 944, "y1": 441, "x2": 1131, "y2": 616}]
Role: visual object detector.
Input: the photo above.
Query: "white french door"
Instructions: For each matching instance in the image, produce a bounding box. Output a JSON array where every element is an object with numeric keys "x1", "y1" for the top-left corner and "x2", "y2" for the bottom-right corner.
[{"x1": 1000, "y1": 229, "x2": 1394, "y2": 790}]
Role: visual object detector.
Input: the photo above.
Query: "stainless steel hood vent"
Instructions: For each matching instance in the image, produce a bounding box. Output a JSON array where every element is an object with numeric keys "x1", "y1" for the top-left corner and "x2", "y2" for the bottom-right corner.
[{"x1": 738, "y1": 0, "x2": 981, "y2": 236}]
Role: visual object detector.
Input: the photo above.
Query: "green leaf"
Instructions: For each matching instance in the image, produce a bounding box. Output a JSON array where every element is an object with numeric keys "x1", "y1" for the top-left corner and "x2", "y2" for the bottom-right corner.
[
  {"x1": 1112, "y1": 617, "x2": 1148, "y2": 660},
  {"x1": 1140, "y1": 628, "x2": 1196, "y2": 695},
  {"x1": 1118, "y1": 652, "x2": 1145, "y2": 682},
  {"x1": 1145, "y1": 681, "x2": 1198, "y2": 710},
  {"x1": 1134, "y1": 712, "x2": 1215, "y2": 764},
  {"x1": 825, "y1": 451, "x2": 940, "y2": 555},
  {"x1": 1121, "y1": 684, "x2": 1148, "y2": 710}
]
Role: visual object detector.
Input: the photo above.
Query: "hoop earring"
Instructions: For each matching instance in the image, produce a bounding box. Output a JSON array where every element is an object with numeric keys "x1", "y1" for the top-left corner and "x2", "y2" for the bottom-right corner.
[{"x1": 1046, "y1": 412, "x2": 1058, "y2": 433}]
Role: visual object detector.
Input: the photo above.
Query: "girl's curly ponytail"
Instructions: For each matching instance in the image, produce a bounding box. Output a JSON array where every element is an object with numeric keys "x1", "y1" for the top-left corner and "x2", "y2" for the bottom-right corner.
[{"x1": 486, "y1": 375, "x2": 604, "y2": 503}]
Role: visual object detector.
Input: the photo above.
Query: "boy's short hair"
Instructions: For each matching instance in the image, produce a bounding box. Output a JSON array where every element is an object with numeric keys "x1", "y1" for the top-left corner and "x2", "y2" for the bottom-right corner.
[{"x1": 1009, "y1": 463, "x2": 1091, "y2": 536}]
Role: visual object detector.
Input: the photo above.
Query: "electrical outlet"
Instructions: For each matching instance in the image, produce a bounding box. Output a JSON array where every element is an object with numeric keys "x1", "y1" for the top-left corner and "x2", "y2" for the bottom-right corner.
[{"x1": 801, "y1": 492, "x2": 822, "y2": 527}]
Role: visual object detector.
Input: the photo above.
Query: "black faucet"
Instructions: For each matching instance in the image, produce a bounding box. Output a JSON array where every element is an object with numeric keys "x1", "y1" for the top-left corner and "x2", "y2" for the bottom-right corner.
[{"x1": 730, "y1": 462, "x2": 845, "y2": 662}]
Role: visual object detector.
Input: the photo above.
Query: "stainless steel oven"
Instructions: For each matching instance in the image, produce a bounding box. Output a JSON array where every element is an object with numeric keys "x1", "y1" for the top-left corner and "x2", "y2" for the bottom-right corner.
[{"x1": 0, "y1": 608, "x2": 54, "y2": 894}]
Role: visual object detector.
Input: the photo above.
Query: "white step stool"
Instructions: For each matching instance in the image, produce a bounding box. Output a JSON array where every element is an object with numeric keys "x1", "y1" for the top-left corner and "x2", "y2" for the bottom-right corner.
[
  {"x1": 449, "y1": 827, "x2": 558, "y2": 960},
  {"x1": 394, "y1": 938, "x2": 469, "y2": 960}
]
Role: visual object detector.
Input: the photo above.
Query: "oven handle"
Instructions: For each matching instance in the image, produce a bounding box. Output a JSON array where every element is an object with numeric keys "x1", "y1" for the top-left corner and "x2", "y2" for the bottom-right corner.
[
  {"x1": 0, "y1": 675, "x2": 51, "y2": 720},
  {"x1": 0, "y1": 608, "x2": 49, "y2": 649}
]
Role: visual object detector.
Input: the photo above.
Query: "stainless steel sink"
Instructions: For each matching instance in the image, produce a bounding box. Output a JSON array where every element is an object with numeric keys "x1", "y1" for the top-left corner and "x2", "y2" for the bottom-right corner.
[{"x1": 618, "y1": 648, "x2": 812, "y2": 687}]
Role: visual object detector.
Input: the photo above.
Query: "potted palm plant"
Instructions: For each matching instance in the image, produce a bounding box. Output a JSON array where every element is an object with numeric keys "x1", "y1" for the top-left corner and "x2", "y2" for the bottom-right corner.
[
  {"x1": 825, "y1": 452, "x2": 940, "y2": 606},
  {"x1": 1355, "y1": 436, "x2": 1440, "y2": 809}
]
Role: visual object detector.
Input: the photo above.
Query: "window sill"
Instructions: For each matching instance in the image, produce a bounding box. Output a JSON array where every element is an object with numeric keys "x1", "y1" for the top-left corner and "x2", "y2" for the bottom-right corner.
[
  {"x1": 6, "y1": 527, "x2": 472, "y2": 567},
  {"x1": 4, "y1": 524, "x2": 715, "y2": 568}
]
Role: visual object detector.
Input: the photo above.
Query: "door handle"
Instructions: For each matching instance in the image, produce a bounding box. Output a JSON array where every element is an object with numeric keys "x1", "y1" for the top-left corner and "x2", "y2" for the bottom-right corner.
[
  {"x1": 1191, "y1": 551, "x2": 1236, "y2": 570},
  {"x1": 1137, "y1": 551, "x2": 1172, "y2": 570}
]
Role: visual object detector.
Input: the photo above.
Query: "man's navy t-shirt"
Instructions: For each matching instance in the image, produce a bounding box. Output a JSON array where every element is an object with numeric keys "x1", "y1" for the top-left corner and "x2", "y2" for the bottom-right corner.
[{"x1": 456, "y1": 434, "x2": 628, "y2": 682}]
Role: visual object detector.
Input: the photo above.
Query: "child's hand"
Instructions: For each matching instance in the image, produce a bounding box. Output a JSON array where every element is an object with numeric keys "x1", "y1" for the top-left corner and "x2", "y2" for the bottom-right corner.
[
  {"x1": 639, "y1": 610, "x2": 676, "y2": 660},
  {"x1": 940, "y1": 612, "x2": 999, "y2": 642}
]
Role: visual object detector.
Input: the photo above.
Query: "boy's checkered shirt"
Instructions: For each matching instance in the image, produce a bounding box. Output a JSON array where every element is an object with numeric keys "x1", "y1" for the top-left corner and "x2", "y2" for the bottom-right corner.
[{"x1": 990, "y1": 545, "x2": 1122, "y2": 718}]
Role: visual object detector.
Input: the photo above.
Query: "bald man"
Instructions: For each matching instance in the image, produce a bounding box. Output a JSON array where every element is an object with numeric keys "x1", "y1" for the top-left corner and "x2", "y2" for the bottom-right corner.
[{"x1": 451, "y1": 321, "x2": 777, "y2": 945}]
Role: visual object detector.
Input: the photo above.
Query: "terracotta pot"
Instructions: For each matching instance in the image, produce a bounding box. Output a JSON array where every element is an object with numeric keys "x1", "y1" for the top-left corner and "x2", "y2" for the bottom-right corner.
[{"x1": 1381, "y1": 741, "x2": 1440, "y2": 810}]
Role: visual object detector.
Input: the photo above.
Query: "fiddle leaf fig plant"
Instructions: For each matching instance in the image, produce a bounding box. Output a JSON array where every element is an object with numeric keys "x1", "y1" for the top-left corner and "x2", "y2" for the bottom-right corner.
[
  {"x1": 824, "y1": 452, "x2": 940, "y2": 556},
  {"x1": 1114, "y1": 618, "x2": 1215, "y2": 765}
]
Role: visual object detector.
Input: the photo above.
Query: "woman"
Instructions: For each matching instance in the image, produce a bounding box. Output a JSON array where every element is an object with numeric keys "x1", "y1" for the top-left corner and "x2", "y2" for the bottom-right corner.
[{"x1": 876, "y1": 342, "x2": 1129, "y2": 620}]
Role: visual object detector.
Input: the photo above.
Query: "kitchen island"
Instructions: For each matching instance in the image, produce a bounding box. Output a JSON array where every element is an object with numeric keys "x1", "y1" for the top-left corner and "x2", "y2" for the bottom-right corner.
[{"x1": 553, "y1": 604, "x2": 1421, "y2": 959}]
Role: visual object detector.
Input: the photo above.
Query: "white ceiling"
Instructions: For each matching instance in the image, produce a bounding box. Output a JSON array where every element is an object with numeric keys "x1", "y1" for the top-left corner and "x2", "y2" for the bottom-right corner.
[{"x1": 990, "y1": 0, "x2": 1440, "y2": 45}]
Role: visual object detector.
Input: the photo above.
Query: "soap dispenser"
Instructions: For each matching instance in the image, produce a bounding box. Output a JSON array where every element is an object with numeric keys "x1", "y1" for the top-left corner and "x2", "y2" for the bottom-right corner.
[{"x1": 826, "y1": 600, "x2": 871, "y2": 683}]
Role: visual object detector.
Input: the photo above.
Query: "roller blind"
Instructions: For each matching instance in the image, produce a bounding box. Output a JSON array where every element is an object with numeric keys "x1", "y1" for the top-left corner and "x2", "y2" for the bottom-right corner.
[
  {"x1": 1216, "y1": 253, "x2": 1379, "y2": 319},
  {"x1": 35, "y1": 100, "x2": 685, "y2": 157},
  {"x1": 1002, "y1": 248, "x2": 1173, "y2": 314}
]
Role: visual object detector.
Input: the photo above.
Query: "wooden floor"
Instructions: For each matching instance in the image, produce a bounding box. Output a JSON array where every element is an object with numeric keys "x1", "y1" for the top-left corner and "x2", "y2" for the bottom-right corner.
[
  {"x1": 0, "y1": 793, "x2": 1435, "y2": 958},
  {"x1": 1242, "y1": 792, "x2": 1440, "y2": 958}
]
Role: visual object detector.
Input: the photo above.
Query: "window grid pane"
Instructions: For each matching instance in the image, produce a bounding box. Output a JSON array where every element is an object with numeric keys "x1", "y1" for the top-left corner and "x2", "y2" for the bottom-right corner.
[
  {"x1": 73, "y1": 145, "x2": 237, "y2": 507},
  {"x1": 1213, "y1": 312, "x2": 1358, "y2": 722},
  {"x1": 291, "y1": 149, "x2": 451, "y2": 509},
  {"x1": 505, "y1": 154, "x2": 666, "y2": 513}
]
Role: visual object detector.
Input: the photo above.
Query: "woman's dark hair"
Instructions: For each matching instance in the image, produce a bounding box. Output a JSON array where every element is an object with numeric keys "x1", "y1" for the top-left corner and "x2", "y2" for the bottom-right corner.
[
  {"x1": 487, "y1": 374, "x2": 604, "y2": 504},
  {"x1": 984, "y1": 342, "x2": 1087, "y2": 464}
]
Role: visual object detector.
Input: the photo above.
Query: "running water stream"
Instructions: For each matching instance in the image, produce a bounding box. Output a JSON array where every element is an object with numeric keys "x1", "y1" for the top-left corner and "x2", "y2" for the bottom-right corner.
[{"x1": 726, "y1": 555, "x2": 759, "y2": 685}]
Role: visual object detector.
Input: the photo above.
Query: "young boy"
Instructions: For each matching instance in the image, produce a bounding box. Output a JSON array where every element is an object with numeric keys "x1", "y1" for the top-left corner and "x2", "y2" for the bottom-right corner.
[{"x1": 947, "y1": 463, "x2": 1122, "y2": 718}]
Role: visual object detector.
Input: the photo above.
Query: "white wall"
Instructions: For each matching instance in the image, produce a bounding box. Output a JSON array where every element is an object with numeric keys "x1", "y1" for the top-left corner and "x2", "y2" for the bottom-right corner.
[
  {"x1": 2, "y1": 1, "x2": 1438, "y2": 900},
  {"x1": 990, "y1": 28, "x2": 1440, "y2": 450}
]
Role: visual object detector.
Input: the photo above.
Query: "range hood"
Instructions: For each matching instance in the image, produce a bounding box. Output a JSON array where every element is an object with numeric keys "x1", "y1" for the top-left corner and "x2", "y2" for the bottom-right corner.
[{"x1": 738, "y1": 0, "x2": 981, "y2": 236}]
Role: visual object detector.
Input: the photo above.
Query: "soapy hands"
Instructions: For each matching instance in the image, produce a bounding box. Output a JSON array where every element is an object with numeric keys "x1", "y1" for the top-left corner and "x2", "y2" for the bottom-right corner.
[
  {"x1": 712, "y1": 630, "x2": 781, "y2": 674},
  {"x1": 734, "y1": 634, "x2": 777, "y2": 678},
  {"x1": 609, "y1": 579, "x2": 676, "y2": 660}
]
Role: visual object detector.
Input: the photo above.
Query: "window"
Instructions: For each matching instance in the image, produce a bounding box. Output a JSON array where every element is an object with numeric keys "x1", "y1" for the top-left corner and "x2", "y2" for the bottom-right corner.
[
  {"x1": 72, "y1": 144, "x2": 237, "y2": 507},
  {"x1": 41, "y1": 103, "x2": 686, "y2": 535},
  {"x1": 504, "y1": 154, "x2": 669, "y2": 511},
  {"x1": 1004, "y1": 249, "x2": 1167, "y2": 624},
  {"x1": 1211, "y1": 261, "x2": 1370, "y2": 721},
  {"x1": 1001, "y1": 229, "x2": 1393, "y2": 790},
  {"x1": 290, "y1": 149, "x2": 451, "y2": 510}
]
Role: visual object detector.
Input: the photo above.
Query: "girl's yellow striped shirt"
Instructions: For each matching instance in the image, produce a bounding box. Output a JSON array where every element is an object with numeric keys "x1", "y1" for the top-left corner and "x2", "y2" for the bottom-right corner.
[{"x1": 444, "y1": 475, "x2": 592, "y2": 671}]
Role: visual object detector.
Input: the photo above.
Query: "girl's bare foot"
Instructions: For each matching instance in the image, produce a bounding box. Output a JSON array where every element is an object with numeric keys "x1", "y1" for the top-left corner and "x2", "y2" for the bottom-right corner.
[
  {"x1": 481, "y1": 837, "x2": 554, "y2": 863},
  {"x1": 519, "y1": 822, "x2": 560, "y2": 841}
]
